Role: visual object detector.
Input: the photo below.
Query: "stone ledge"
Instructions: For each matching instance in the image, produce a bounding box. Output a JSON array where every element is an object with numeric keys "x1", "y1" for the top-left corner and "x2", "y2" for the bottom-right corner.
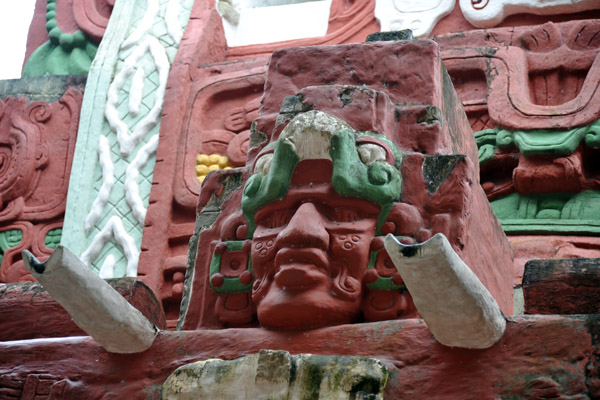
[
  {"x1": 0, "y1": 278, "x2": 166, "y2": 341},
  {"x1": 0, "y1": 315, "x2": 598, "y2": 399}
]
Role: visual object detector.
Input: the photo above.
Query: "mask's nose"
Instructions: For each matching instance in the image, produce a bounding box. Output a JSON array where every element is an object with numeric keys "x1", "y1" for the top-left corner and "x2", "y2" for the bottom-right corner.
[{"x1": 275, "y1": 202, "x2": 330, "y2": 251}]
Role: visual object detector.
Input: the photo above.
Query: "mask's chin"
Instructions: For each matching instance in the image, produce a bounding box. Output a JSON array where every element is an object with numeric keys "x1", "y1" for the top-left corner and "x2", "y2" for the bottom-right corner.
[{"x1": 255, "y1": 280, "x2": 363, "y2": 330}]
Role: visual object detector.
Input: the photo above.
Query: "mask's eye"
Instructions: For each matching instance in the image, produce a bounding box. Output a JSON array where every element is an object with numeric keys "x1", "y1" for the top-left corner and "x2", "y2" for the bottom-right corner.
[
  {"x1": 326, "y1": 208, "x2": 362, "y2": 223},
  {"x1": 357, "y1": 143, "x2": 386, "y2": 165},
  {"x1": 261, "y1": 208, "x2": 295, "y2": 229},
  {"x1": 254, "y1": 153, "x2": 273, "y2": 175}
]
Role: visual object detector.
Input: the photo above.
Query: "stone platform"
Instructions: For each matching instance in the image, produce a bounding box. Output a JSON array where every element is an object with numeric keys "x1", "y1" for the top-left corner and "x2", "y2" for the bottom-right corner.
[{"x1": 1, "y1": 315, "x2": 598, "y2": 399}]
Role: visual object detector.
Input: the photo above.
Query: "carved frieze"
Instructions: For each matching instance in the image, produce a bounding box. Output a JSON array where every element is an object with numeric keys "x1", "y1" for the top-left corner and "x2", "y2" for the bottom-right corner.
[
  {"x1": 375, "y1": 0, "x2": 455, "y2": 38},
  {"x1": 60, "y1": 0, "x2": 194, "y2": 287},
  {"x1": 437, "y1": 19, "x2": 600, "y2": 131},
  {"x1": 459, "y1": 0, "x2": 600, "y2": 28},
  {"x1": 0, "y1": 77, "x2": 83, "y2": 283},
  {"x1": 437, "y1": 19, "x2": 600, "y2": 235},
  {"x1": 23, "y1": 0, "x2": 114, "y2": 76},
  {"x1": 140, "y1": 60, "x2": 267, "y2": 326},
  {"x1": 0, "y1": 373, "x2": 81, "y2": 398}
]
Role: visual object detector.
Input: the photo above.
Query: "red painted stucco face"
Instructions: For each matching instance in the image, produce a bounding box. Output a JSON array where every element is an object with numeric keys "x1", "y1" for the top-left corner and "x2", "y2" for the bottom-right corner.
[{"x1": 251, "y1": 183, "x2": 379, "y2": 330}]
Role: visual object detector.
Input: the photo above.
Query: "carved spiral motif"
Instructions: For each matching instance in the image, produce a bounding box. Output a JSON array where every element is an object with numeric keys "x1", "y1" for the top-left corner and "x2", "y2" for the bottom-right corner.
[
  {"x1": 73, "y1": 0, "x2": 114, "y2": 42},
  {"x1": 471, "y1": 0, "x2": 489, "y2": 10},
  {"x1": 253, "y1": 153, "x2": 273, "y2": 175},
  {"x1": 367, "y1": 163, "x2": 393, "y2": 186},
  {"x1": 27, "y1": 102, "x2": 53, "y2": 123},
  {"x1": 584, "y1": 121, "x2": 600, "y2": 147},
  {"x1": 332, "y1": 269, "x2": 361, "y2": 300}
]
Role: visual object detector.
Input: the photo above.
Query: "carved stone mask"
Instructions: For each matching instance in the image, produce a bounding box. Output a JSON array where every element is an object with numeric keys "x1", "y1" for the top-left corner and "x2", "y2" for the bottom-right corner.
[{"x1": 240, "y1": 110, "x2": 402, "y2": 329}]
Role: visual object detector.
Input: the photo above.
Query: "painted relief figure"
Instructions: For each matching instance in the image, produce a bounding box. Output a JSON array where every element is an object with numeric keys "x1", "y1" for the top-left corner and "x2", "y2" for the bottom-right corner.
[
  {"x1": 242, "y1": 111, "x2": 405, "y2": 329},
  {"x1": 181, "y1": 40, "x2": 514, "y2": 349}
]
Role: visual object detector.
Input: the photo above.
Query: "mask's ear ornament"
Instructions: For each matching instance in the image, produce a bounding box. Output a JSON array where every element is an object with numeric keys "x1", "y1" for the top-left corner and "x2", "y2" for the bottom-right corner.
[
  {"x1": 362, "y1": 202, "x2": 423, "y2": 321},
  {"x1": 209, "y1": 212, "x2": 255, "y2": 326},
  {"x1": 384, "y1": 234, "x2": 506, "y2": 349}
]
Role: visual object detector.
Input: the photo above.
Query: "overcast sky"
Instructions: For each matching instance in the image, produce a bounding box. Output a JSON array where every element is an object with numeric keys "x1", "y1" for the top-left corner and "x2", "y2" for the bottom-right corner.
[{"x1": 0, "y1": 0, "x2": 37, "y2": 79}]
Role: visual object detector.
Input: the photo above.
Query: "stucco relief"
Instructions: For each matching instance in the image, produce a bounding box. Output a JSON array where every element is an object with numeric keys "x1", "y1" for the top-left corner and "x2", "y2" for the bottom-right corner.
[
  {"x1": 459, "y1": 0, "x2": 600, "y2": 28},
  {"x1": 179, "y1": 40, "x2": 513, "y2": 336},
  {"x1": 0, "y1": 87, "x2": 81, "y2": 283}
]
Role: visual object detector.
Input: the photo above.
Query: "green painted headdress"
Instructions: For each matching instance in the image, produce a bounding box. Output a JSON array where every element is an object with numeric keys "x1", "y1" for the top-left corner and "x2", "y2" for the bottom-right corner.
[{"x1": 241, "y1": 110, "x2": 403, "y2": 237}]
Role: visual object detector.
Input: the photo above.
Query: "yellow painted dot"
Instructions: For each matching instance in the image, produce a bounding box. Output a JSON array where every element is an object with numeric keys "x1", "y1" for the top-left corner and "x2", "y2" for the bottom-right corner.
[
  {"x1": 218, "y1": 156, "x2": 230, "y2": 168},
  {"x1": 197, "y1": 154, "x2": 210, "y2": 166},
  {"x1": 197, "y1": 175, "x2": 206, "y2": 183},
  {"x1": 196, "y1": 153, "x2": 235, "y2": 181},
  {"x1": 196, "y1": 164, "x2": 209, "y2": 175},
  {"x1": 208, "y1": 154, "x2": 221, "y2": 164}
]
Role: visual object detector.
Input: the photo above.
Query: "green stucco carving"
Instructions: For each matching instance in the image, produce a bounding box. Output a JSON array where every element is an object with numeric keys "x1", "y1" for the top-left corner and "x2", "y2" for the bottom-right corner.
[
  {"x1": 0, "y1": 229, "x2": 22, "y2": 265},
  {"x1": 22, "y1": 0, "x2": 98, "y2": 76},
  {"x1": 475, "y1": 120, "x2": 600, "y2": 234},
  {"x1": 491, "y1": 190, "x2": 600, "y2": 234},
  {"x1": 209, "y1": 241, "x2": 253, "y2": 293},
  {"x1": 475, "y1": 119, "x2": 600, "y2": 164},
  {"x1": 44, "y1": 228, "x2": 62, "y2": 250},
  {"x1": 241, "y1": 129, "x2": 402, "y2": 237},
  {"x1": 242, "y1": 140, "x2": 300, "y2": 237}
]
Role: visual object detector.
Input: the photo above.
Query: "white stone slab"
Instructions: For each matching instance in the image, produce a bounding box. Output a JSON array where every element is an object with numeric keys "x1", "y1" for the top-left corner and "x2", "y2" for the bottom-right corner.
[
  {"x1": 219, "y1": 0, "x2": 332, "y2": 47},
  {"x1": 375, "y1": 0, "x2": 455, "y2": 38},
  {"x1": 162, "y1": 350, "x2": 388, "y2": 399},
  {"x1": 22, "y1": 247, "x2": 157, "y2": 354}
]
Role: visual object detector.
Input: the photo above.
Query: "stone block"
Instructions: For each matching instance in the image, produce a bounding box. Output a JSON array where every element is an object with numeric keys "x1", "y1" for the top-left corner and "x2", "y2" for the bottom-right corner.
[
  {"x1": 523, "y1": 257, "x2": 600, "y2": 314},
  {"x1": 255, "y1": 40, "x2": 479, "y2": 167},
  {"x1": 162, "y1": 350, "x2": 388, "y2": 399},
  {"x1": 0, "y1": 277, "x2": 165, "y2": 341}
]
